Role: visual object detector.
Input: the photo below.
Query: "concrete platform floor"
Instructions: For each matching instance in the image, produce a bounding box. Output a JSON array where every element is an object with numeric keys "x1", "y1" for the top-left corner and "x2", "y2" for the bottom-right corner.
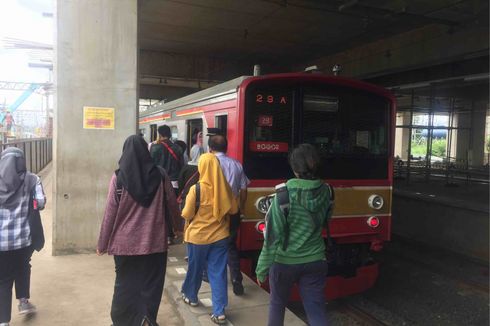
[{"x1": 9, "y1": 165, "x2": 304, "y2": 326}]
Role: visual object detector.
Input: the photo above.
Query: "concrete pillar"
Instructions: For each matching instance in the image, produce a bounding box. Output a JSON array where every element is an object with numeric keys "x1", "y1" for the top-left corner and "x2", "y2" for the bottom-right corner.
[
  {"x1": 469, "y1": 102, "x2": 488, "y2": 167},
  {"x1": 54, "y1": 0, "x2": 138, "y2": 254},
  {"x1": 454, "y1": 107, "x2": 471, "y2": 166},
  {"x1": 453, "y1": 101, "x2": 488, "y2": 167},
  {"x1": 395, "y1": 112, "x2": 411, "y2": 160}
]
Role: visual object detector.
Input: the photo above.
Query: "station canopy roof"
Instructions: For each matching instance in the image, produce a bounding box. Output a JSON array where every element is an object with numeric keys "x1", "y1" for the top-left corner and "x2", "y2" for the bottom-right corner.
[{"x1": 139, "y1": 0, "x2": 488, "y2": 66}]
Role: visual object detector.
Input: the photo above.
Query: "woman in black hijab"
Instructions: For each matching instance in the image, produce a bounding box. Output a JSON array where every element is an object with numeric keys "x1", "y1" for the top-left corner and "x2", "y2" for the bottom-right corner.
[
  {"x1": 117, "y1": 135, "x2": 161, "y2": 207},
  {"x1": 97, "y1": 135, "x2": 181, "y2": 326}
]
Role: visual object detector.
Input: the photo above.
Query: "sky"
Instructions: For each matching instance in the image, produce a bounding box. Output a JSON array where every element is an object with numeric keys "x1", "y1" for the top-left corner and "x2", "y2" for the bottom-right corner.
[{"x1": 0, "y1": 0, "x2": 53, "y2": 117}]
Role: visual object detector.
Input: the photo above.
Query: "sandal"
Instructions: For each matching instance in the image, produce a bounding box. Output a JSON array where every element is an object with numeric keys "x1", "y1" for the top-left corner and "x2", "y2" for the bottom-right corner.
[
  {"x1": 210, "y1": 314, "x2": 227, "y2": 325},
  {"x1": 181, "y1": 294, "x2": 198, "y2": 307}
]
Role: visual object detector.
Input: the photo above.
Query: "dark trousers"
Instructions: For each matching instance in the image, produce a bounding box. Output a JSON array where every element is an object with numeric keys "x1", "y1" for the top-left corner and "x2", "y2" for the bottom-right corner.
[
  {"x1": 268, "y1": 260, "x2": 328, "y2": 326},
  {"x1": 228, "y1": 213, "x2": 242, "y2": 284},
  {"x1": 111, "y1": 252, "x2": 167, "y2": 326},
  {"x1": 0, "y1": 246, "x2": 34, "y2": 323}
]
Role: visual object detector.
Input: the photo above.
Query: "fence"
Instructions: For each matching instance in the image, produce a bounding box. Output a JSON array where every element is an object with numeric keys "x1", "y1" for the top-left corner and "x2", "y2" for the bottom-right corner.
[
  {"x1": 1, "y1": 138, "x2": 52, "y2": 174},
  {"x1": 394, "y1": 156, "x2": 489, "y2": 184}
]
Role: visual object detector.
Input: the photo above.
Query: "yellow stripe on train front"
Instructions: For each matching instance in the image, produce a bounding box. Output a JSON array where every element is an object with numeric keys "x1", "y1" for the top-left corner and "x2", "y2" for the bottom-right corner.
[{"x1": 242, "y1": 186, "x2": 392, "y2": 220}]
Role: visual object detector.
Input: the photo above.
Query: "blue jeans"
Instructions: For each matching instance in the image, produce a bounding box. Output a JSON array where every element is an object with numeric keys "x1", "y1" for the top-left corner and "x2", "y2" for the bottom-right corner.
[
  {"x1": 268, "y1": 260, "x2": 328, "y2": 326},
  {"x1": 181, "y1": 237, "x2": 229, "y2": 316}
]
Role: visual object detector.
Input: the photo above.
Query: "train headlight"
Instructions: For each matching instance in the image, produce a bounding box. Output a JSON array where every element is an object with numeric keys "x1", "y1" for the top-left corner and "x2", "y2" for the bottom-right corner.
[
  {"x1": 367, "y1": 216, "x2": 380, "y2": 228},
  {"x1": 368, "y1": 194, "x2": 384, "y2": 210},
  {"x1": 255, "y1": 221, "x2": 266, "y2": 233},
  {"x1": 255, "y1": 195, "x2": 275, "y2": 214}
]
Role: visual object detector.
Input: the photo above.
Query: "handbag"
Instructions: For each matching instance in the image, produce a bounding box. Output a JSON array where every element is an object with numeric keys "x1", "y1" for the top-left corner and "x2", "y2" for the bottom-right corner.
[{"x1": 28, "y1": 188, "x2": 45, "y2": 251}]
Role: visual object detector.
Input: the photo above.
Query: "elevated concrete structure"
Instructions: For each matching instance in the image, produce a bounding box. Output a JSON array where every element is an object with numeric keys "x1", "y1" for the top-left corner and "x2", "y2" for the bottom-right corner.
[
  {"x1": 54, "y1": 0, "x2": 138, "y2": 254},
  {"x1": 298, "y1": 23, "x2": 489, "y2": 79}
]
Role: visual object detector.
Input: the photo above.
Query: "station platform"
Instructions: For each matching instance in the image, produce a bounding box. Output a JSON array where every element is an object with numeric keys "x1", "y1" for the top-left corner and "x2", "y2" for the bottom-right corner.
[{"x1": 9, "y1": 165, "x2": 305, "y2": 326}]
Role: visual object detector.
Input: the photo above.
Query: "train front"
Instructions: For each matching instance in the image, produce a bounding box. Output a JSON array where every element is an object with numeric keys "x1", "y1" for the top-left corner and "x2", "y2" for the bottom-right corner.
[{"x1": 236, "y1": 73, "x2": 395, "y2": 299}]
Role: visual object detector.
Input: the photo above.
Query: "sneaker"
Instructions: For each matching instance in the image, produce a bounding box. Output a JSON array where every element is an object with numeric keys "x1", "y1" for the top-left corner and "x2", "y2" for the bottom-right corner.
[
  {"x1": 181, "y1": 294, "x2": 198, "y2": 307},
  {"x1": 210, "y1": 314, "x2": 227, "y2": 325},
  {"x1": 18, "y1": 300, "x2": 36, "y2": 315},
  {"x1": 232, "y1": 281, "x2": 244, "y2": 296}
]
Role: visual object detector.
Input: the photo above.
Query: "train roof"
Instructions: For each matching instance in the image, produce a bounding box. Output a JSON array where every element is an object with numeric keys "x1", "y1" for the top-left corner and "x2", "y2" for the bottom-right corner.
[
  {"x1": 141, "y1": 76, "x2": 249, "y2": 117},
  {"x1": 141, "y1": 73, "x2": 394, "y2": 118}
]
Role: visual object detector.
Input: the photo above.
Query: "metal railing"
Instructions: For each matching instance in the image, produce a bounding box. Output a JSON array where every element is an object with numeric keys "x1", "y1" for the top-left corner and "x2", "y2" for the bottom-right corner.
[
  {"x1": 1, "y1": 138, "x2": 52, "y2": 174},
  {"x1": 394, "y1": 156, "x2": 489, "y2": 184}
]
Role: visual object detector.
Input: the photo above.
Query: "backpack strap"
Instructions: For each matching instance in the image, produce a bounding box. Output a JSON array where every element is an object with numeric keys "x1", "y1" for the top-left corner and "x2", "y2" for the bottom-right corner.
[
  {"x1": 195, "y1": 182, "x2": 200, "y2": 215},
  {"x1": 177, "y1": 170, "x2": 199, "y2": 203},
  {"x1": 324, "y1": 183, "x2": 335, "y2": 224},
  {"x1": 274, "y1": 183, "x2": 290, "y2": 251},
  {"x1": 161, "y1": 141, "x2": 180, "y2": 163},
  {"x1": 115, "y1": 170, "x2": 123, "y2": 202}
]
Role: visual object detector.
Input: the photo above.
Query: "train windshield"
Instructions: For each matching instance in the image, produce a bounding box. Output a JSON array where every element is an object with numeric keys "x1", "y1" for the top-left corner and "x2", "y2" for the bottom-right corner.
[{"x1": 244, "y1": 82, "x2": 391, "y2": 180}]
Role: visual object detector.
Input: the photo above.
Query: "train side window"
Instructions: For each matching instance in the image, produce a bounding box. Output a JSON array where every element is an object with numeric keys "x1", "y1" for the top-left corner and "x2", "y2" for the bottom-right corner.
[
  {"x1": 215, "y1": 115, "x2": 227, "y2": 138},
  {"x1": 150, "y1": 124, "x2": 157, "y2": 142},
  {"x1": 171, "y1": 126, "x2": 178, "y2": 140}
]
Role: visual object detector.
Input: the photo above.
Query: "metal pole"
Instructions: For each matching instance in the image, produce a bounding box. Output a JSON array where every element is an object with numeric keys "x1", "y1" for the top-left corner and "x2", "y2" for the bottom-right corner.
[
  {"x1": 406, "y1": 90, "x2": 414, "y2": 184},
  {"x1": 425, "y1": 88, "x2": 434, "y2": 182},
  {"x1": 467, "y1": 101, "x2": 475, "y2": 183},
  {"x1": 446, "y1": 98, "x2": 454, "y2": 185}
]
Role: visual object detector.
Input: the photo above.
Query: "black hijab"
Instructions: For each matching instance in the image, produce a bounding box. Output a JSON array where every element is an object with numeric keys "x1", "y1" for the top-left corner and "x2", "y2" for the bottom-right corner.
[{"x1": 117, "y1": 135, "x2": 161, "y2": 207}]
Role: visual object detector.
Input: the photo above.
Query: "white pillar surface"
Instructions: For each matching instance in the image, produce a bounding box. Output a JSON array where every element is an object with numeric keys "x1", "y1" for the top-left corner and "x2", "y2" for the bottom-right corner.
[
  {"x1": 54, "y1": 0, "x2": 138, "y2": 254},
  {"x1": 394, "y1": 112, "x2": 411, "y2": 160}
]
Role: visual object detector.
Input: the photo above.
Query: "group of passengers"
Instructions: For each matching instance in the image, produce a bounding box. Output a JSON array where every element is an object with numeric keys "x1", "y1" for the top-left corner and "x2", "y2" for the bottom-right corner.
[
  {"x1": 0, "y1": 124, "x2": 331, "y2": 326},
  {"x1": 97, "y1": 126, "x2": 250, "y2": 326}
]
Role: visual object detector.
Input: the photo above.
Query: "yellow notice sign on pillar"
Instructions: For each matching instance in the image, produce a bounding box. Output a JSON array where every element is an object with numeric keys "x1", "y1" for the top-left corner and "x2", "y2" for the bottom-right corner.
[{"x1": 83, "y1": 106, "x2": 115, "y2": 129}]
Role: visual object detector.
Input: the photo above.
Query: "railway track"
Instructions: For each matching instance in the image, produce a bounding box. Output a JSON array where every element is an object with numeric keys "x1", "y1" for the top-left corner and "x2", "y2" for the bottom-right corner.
[
  {"x1": 387, "y1": 252, "x2": 489, "y2": 296},
  {"x1": 336, "y1": 300, "x2": 389, "y2": 326}
]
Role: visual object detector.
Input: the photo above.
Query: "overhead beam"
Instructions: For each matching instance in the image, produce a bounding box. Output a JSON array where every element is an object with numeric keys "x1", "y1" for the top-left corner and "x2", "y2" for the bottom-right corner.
[
  {"x1": 140, "y1": 75, "x2": 221, "y2": 89},
  {"x1": 139, "y1": 49, "x2": 254, "y2": 81}
]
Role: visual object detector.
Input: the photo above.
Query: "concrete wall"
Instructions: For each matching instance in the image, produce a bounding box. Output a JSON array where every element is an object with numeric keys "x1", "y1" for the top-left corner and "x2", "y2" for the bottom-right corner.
[
  {"x1": 392, "y1": 191, "x2": 489, "y2": 262},
  {"x1": 54, "y1": 0, "x2": 138, "y2": 254}
]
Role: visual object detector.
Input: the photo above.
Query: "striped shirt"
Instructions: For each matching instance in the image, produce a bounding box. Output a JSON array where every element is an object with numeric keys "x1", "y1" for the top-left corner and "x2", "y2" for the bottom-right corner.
[
  {"x1": 255, "y1": 179, "x2": 331, "y2": 282},
  {"x1": 0, "y1": 175, "x2": 45, "y2": 251},
  {"x1": 214, "y1": 152, "x2": 250, "y2": 197}
]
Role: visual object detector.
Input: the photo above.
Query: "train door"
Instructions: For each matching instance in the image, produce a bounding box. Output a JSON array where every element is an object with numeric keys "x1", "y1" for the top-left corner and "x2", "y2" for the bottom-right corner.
[
  {"x1": 186, "y1": 118, "x2": 203, "y2": 155},
  {"x1": 150, "y1": 124, "x2": 158, "y2": 142},
  {"x1": 215, "y1": 114, "x2": 228, "y2": 138}
]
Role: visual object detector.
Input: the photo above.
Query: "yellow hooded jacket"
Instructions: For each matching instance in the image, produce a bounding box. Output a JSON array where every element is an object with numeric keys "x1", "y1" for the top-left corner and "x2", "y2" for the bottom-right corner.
[{"x1": 181, "y1": 153, "x2": 238, "y2": 244}]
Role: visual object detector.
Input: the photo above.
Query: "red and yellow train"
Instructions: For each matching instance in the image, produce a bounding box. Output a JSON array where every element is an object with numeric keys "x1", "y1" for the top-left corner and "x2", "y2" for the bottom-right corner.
[{"x1": 140, "y1": 72, "x2": 395, "y2": 299}]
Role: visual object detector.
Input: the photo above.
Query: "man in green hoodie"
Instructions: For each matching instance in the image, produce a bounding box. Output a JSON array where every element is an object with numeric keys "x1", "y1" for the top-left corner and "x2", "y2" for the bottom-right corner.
[{"x1": 256, "y1": 144, "x2": 333, "y2": 326}]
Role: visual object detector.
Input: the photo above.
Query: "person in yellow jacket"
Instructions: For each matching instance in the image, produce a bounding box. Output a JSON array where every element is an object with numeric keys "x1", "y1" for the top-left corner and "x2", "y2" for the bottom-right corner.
[{"x1": 180, "y1": 153, "x2": 237, "y2": 325}]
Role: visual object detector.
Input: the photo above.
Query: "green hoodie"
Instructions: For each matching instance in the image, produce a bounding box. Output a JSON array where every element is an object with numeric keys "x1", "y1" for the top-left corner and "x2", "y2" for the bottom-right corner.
[{"x1": 255, "y1": 178, "x2": 332, "y2": 282}]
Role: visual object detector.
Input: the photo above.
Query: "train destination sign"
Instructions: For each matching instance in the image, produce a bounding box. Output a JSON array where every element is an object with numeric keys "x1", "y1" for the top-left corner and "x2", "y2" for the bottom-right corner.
[
  {"x1": 249, "y1": 141, "x2": 289, "y2": 152},
  {"x1": 258, "y1": 115, "x2": 273, "y2": 127}
]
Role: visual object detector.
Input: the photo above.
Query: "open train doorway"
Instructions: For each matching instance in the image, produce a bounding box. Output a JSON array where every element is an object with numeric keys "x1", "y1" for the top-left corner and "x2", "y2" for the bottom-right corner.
[
  {"x1": 150, "y1": 124, "x2": 158, "y2": 142},
  {"x1": 187, "y1": 118, "x2": 203, "y2": 155}
]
